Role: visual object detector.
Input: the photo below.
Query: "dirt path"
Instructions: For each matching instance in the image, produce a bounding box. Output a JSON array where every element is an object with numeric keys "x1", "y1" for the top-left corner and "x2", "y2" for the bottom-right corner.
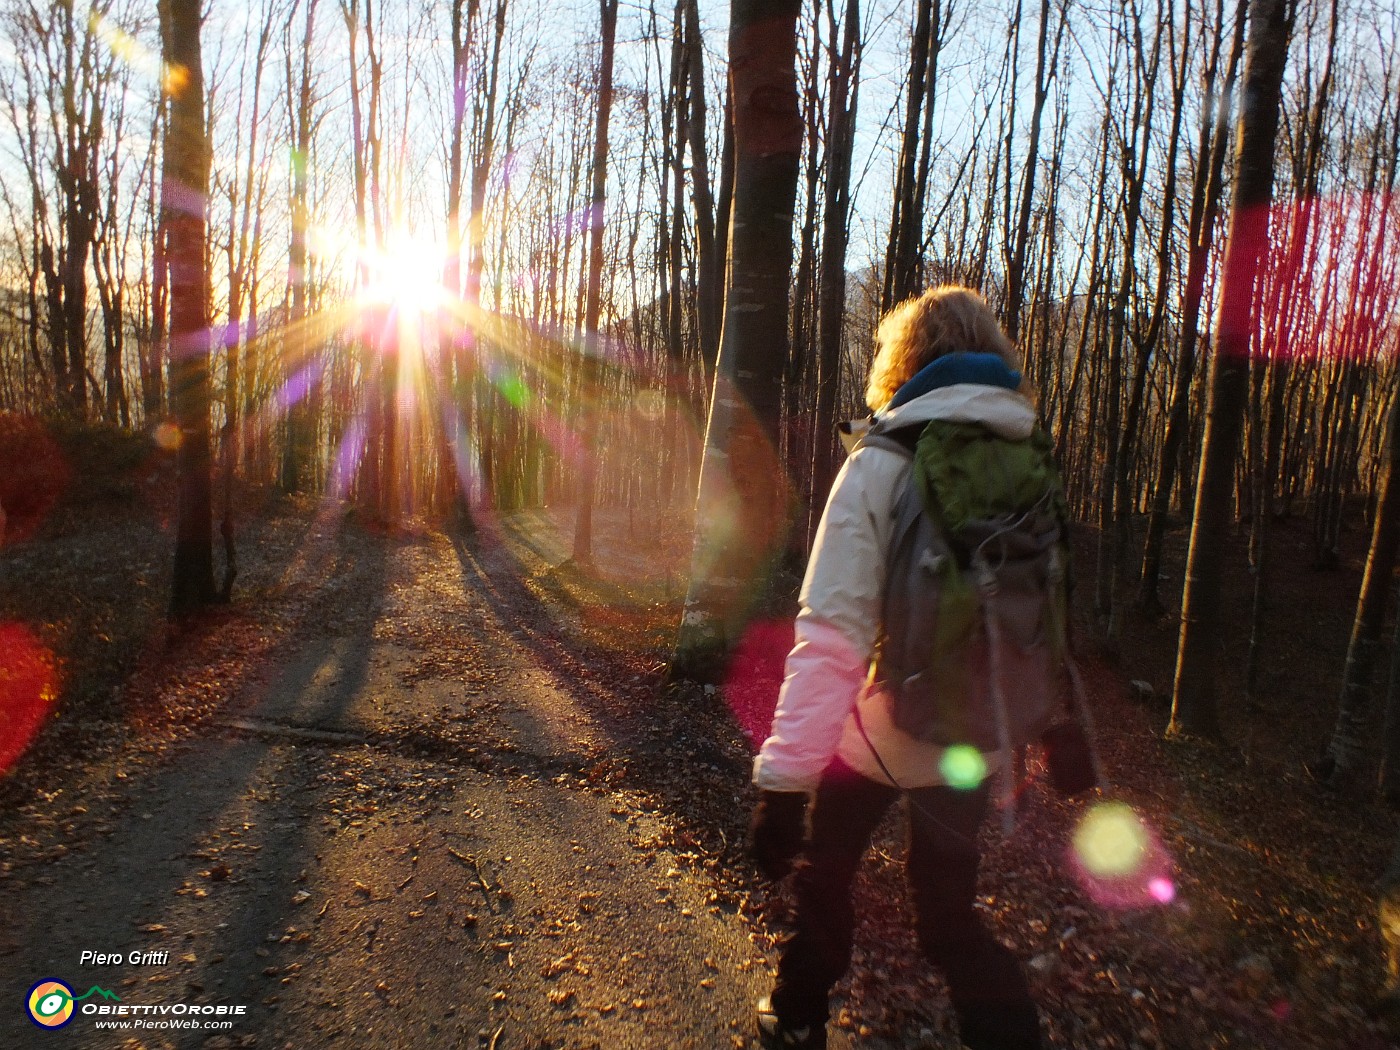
[
  {"x1": 14, "y1": 510, "x2": 1393, "y2": 1050},
  {"x1": 0, "y1": 521, "x2": 792, "y2": 1050}
]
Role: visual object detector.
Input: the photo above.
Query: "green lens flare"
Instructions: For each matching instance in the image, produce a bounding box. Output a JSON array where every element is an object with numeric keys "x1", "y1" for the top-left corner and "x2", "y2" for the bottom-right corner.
[
  {"x1": 498, "y1": 374, "x2": 529, "y2": 408},
  {"x1": 940, "y1": 745, "x2": 987, "y2": 789}
]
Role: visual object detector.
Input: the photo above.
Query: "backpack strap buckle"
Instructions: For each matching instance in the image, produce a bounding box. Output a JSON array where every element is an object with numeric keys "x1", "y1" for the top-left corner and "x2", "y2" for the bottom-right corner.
[{"x1": 969, "y1": 552, "x2": 997, "y2": 597}]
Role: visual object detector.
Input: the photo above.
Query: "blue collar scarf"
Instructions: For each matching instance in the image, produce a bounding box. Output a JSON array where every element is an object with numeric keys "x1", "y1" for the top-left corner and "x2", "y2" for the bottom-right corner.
[{"x1": 885, "y1": 352, "x2": 1022, "y2": 411}]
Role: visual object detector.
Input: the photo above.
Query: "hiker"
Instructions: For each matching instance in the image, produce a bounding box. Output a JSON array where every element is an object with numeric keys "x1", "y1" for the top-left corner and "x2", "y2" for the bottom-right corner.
[{"x1": 749, "y1": 285, "x2": 1047, "y2": 1050}]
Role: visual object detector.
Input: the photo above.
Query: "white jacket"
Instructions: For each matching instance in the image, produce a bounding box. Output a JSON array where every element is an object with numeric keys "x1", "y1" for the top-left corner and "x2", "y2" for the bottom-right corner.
[{"x1": 752, "y1": 383, "x2": 1039, "y2": 793}]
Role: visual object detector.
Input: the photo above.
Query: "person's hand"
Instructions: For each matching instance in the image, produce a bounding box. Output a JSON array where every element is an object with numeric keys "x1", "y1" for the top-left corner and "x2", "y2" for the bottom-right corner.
[{"x1": 748, "y1": 790, "x2": 808, "y2": 880}]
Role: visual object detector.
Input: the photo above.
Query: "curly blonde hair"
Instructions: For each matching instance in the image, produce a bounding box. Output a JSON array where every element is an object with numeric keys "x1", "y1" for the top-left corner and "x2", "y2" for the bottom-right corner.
[{"x1": 864, "y1": 285, "x2": 1018, "y2": 411}]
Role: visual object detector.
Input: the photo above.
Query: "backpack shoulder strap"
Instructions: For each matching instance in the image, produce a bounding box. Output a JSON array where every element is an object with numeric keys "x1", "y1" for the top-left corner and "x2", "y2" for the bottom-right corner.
[
  {"x1": 855, "y1": 433, "x2": 912, "y2": 457},
  {"x1": 854, "y1": 422, "x2": 923, "y2": 458},
  {"x1": 854, "y1": 426, "x2": 927, "y2": 537}
]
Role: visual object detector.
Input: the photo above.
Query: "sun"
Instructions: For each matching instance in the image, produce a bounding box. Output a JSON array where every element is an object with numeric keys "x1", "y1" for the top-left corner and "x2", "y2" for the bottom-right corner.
[{"x1": 360, "y1": 229, "x2": 448, "y2": 318}]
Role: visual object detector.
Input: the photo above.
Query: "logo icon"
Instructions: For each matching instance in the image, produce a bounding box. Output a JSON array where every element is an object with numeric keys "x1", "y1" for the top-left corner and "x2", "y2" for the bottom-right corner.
[
  {"x1": 26, "y1": 979, "x2": 120, "y2": 1029},
  {"x1": 27, "y1": 980, "x2": 75, "y2": 1029}
]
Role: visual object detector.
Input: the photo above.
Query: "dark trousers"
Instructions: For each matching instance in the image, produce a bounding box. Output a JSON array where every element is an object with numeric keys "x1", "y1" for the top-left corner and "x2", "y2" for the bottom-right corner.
[{"x1": 772, "y1": 759, "x2": 1042, "y2": 1049}]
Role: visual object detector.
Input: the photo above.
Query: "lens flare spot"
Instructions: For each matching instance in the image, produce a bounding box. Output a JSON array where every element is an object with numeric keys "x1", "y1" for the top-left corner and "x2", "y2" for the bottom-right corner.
[
  {"x1": 940, "y1": 745, "x2": 987, "y2": 789},
  {"x1": 1068, "y1": 801, "x2": 1173, "y2": 910},
  {"x1": 634, "y1": 389, "x2": 666, "y2": 422},
  {"x1": 722, "y1": 620, "x2": 796, "y2": 746},
  {"x1": 0, "y1": 412, "x2": 70, "y2": 543},
  {"x1": 153, "y1": 422, "x2": 182, "y2": 451},
  {"x1": 1074, "y1": 802, "x2": 1148, "y2": 878},
  {"x1": 0, "y1": 623, "x2": 61, "y2": 774},
  {"x1": 162, "y1": 62, "x2": 190, "y2": 97},
  {"x1": 90, "y1": 11, "x2": 164, "y2": 84},
  {"x1": 497, "y1": 373, "x2": 529, "y2": 409}
]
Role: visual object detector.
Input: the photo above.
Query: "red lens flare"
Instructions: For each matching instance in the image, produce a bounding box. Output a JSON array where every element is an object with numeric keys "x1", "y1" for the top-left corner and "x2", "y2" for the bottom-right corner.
[
  {"x1": 1254, "y1": 192, "x2": 1400, "y2": 362},
  {"x1": 723, "y1": 619, "x2": 795, "y2": 747},
  {"x1": 0, "y1": 413, "x2": 70, "y2": 545},
  {"x1": 0, "y1": 623, "x2": 61, "y2": 774}
]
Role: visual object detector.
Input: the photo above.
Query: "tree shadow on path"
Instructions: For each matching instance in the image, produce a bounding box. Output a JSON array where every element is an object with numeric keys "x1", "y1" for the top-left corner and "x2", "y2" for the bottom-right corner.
[
  {"x1": 0, "y1": 528, "x2": 389, "y2": 1050},
  {"x1": 448, "y1": 522, "x2": 759, "y2": 856}
]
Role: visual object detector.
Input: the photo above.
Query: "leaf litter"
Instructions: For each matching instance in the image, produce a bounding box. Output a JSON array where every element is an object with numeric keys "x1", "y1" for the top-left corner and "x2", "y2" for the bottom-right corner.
[{"x1": 0, "y1": 501, "x2": 1394, "y2": 1048}]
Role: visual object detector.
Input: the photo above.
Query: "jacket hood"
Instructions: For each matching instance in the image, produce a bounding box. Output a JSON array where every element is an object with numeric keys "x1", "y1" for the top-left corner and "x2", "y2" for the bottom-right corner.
[{"x1": 874, "y1": 383, "x2": 1037, "y2": 442}]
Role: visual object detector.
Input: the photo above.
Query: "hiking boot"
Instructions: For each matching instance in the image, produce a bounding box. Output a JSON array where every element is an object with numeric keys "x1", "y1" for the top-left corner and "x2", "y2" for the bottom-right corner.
[{"x1": 756, "y1": 995, "x2": 827, "y2": 1049}]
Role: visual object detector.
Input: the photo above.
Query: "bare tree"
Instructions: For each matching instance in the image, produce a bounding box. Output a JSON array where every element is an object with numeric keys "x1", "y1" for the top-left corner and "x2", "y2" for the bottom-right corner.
[
  {"x1": 1002, "y1": 0, "x2": 1065, "y2": 342},
  {"x1": 672, "y1": 0, "x2": 803, "y2": 681},
  {"x1": 1169, "y1": 0, "x2": 1296, "y2": 739},
  {"x1": 1314, "y1": 392, "x2": 1400, "y2": 790},
  {"x1": 1139, "y1": 0, "x2": 1248, "y2": 613},
  {"x1": 809, "y1": 0, "x2": 861, "y2": 522},
  {"x1": 162, "y1": 0, "x2": 218, "y2": 615},
  {"x1": 881, "y1": 0, "x2": 946, "y2": 311},
  {"x1": 570, "y1": 0, "x2": 619, "y2": 565}
]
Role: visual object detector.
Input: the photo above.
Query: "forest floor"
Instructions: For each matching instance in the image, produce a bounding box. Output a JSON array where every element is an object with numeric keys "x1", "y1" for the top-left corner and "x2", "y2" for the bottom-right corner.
[{"x1": 0, "y1": 474, "x2": 1398, "y2": 1049}]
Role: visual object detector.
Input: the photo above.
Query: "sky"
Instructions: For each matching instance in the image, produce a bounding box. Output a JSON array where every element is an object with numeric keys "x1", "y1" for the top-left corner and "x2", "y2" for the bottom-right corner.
[{"x1": 2, "y1": 0, "x2": 1393, "y2": 324}]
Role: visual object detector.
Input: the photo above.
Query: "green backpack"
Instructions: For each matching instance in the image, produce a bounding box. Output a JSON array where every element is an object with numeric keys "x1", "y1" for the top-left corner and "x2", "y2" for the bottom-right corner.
[{"x1": 860, "y1": 418, "x2": 1074, "y2": 753}]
